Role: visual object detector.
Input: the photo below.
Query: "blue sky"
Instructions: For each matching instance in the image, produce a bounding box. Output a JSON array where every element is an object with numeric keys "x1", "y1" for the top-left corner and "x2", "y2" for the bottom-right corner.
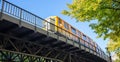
[{"x1": 6, "y1": 0, "x2": 108, "y2": 52}]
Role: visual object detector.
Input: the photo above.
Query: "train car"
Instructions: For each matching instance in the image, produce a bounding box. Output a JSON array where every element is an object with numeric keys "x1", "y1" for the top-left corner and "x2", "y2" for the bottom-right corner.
[
  {"x1": 44, "y1": 16, "x2": 78, "y2": 40},
  {"x1": 44, "y1": 16, "x2": 99, "y2": 52}
]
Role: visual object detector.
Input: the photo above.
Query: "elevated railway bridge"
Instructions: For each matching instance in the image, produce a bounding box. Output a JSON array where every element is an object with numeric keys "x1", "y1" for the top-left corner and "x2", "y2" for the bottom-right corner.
[{"x1": 0, "y1": 0, "x2": 110, "y2": 62}]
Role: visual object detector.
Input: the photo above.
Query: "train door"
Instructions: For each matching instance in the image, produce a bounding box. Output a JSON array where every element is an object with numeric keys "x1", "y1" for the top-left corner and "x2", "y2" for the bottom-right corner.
[
  {"x1": 83, "y1": 35, "x2": 89, "y2": 47},
  {"x1": 86, "y1": 37, "x2": 91, "y2": 48},
  {"x1": 77, "y1": 31, "x2": 81, "y2": 43},
  {"x1": 71, "y1": 27, "x2": 77, "y2": 41},
  {"x1": 64, "y1": 22, "x2": 70, "y2": 37},
  {"x1": 88, "y1": 38, "x2": 93, "y2": 49},
  {"x1": 80, "y1": 33, "x2": 85, "y2": 45},
  {"x1": 57, "y1": 18, "x2": 63, "y2": 34}
]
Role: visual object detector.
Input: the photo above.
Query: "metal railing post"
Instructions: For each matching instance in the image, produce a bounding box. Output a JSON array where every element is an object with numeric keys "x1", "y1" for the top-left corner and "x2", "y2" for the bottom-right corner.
[
  {"x1": 19, "y1": 8, "x2": 22, "y2": 27},
  {"x1": 78, "y1": 38, "x2": 81, "y2": 49},
  {"x1": 57, "y1": 26, "x2": 59, "y2": 41},
  {"x1": 47, "y1": 21, "x2": 50, "y2": 38},
  {"x1": 0, "y1": 0, "x2": 5, "y2": 21},
  {"x1": 34, "y1": 16, "x2": 36, "y2": 32},
  {"x1": 88, "y1": 42, "x2": 91, "y2": 53}
]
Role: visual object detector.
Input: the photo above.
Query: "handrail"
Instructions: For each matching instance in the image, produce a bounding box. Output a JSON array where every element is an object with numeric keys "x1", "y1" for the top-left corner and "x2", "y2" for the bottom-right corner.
[{"x1": 0, "y1": 0, "x2": 109, "y2": 61}]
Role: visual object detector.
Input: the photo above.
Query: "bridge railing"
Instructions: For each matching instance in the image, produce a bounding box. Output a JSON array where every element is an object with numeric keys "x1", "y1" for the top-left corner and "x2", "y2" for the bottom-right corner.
[{"x1": 0, "y1": 0, "x2": 109, "y2": 61}]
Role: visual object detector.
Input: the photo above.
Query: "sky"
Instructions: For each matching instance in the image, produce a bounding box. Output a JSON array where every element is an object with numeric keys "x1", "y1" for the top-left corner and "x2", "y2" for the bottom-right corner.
[{"x1": 5, "y1": 0, "x2": 108, "y2": 52}]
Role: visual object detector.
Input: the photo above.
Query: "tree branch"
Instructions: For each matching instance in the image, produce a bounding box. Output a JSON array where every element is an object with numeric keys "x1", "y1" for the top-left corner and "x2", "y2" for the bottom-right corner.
[
  {"x1": 113, "y1": 0, "x2": 120, "y2": 4},
  {"x1": 103, "y1": 7, "x2": 120, "y2": 10},
  {"x1": 108, "y1": 7, "x2": 120, "y2": 10}
]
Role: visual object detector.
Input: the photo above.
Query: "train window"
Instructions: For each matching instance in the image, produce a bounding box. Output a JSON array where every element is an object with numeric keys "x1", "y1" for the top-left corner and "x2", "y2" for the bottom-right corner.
[
  {"x1": 82, "y1": 35, "x2": 86, "y2": 41},
  {"x1": 71, "y1": 27, "x2": 76, "y2": 34},
  {"x1": 58, "y1": 18, "x2": 62, "y2": 25},
  {"x1": 64, "y1": 22, "x2": 69, "y2": 30},
  {"x1": 50, "y1": 18, "x2": 55, "y2": 21}
]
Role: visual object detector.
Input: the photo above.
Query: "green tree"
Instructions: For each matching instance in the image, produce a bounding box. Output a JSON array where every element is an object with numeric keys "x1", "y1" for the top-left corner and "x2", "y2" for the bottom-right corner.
[{"x1": 62, "y1": 0, "x2": 120, "y2": 60}]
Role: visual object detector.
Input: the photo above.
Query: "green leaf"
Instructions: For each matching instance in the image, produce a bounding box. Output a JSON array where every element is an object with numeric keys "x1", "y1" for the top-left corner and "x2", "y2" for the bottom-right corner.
[{"x1": 62, "y1": 0, "x2": 120, "y2": 61}]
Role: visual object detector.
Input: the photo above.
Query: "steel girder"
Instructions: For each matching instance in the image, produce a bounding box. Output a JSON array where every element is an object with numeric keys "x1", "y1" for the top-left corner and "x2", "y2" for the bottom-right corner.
[
  {"x1": 0, "y1": 49, "x2": 61, "y2": 62},
  {"x1": 0, "y1": 33, "x2": 64, "y2": 62},
  {"x1": 0, "y1": 33, "x2": 91, "y2": 62}
]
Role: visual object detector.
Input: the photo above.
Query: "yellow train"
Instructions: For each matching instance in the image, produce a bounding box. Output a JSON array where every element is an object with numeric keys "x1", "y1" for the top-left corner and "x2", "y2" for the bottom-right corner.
[{"x1": 44, "y1": 16, "x2": 100, "y2": 53}]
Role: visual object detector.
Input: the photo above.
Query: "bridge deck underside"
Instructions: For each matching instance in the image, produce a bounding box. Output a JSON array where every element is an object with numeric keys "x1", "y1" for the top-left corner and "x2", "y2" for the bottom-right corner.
[{"x1": 0, "y1": 13, "x2": 107, "y2": 62}]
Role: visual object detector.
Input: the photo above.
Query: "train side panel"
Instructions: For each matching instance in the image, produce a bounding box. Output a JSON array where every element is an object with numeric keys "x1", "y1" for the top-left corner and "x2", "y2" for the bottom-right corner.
[
  {"x1": 44, "y1": 16, "x2": 102, "y2": 55},
  {"x1": 56, "y1": 17, "x2": 64, "y2": 35}
]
